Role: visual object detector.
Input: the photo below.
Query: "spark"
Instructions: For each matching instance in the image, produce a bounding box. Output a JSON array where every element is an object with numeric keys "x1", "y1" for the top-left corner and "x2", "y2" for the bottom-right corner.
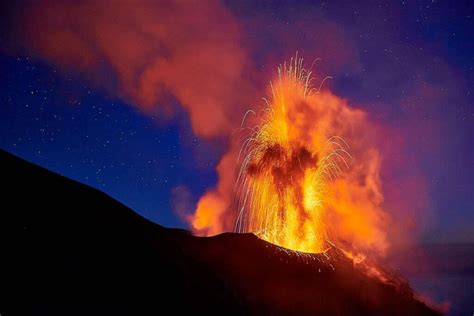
[{"x1": 234, "y1": 55, "x2": 352, "y2": 253}]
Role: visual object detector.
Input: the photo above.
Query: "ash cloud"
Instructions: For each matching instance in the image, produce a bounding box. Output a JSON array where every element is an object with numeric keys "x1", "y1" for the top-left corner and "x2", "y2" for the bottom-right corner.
[
  {"x1": 18, "y1": 0, "x2": 256, "y2": 138},
  {"x1": 170, "y1": 185, "x2": 194, "y2": 222}
]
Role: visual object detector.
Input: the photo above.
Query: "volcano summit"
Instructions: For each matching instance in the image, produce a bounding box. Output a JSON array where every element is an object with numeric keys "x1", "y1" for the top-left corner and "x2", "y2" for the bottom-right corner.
[{"x1": 1, "y1": 150, "x2": 438, "y2": 315}]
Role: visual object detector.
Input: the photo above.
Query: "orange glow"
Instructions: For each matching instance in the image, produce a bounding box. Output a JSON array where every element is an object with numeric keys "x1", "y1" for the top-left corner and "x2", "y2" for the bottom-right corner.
[
  {"x1": 191, "y1": 56, "x2": 389, "y2": 255},
  {"x1": 192, "y1": 192, "x2": 225, "y2": 234},
  {"x1": 20, "y1": 0, "x2": 253, "y2": 138}
]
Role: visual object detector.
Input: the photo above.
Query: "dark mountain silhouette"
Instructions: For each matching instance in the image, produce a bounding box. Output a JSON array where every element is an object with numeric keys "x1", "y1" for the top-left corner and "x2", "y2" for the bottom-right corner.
[{"x1": 1, "y1": 149, "x2": 439, "y2": 315}]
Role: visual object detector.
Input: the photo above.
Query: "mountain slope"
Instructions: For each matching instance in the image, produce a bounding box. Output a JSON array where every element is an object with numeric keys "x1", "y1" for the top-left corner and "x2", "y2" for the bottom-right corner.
[{"x1": 1, "y1": 150, "x2": 439, "y2": 315}]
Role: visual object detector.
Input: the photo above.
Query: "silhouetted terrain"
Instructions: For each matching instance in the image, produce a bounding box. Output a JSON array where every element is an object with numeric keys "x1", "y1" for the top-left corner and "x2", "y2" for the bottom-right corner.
[{"x1": 1, "y1": 150, "x2": 439, "y2": 315}]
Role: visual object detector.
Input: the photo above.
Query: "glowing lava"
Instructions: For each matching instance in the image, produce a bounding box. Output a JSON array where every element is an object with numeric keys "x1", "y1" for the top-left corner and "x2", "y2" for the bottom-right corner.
[
  {"x1": 234, "y1": 57, "x2": 351, "y2": 253},
  {"x1": 191, "y1": 56, "x2": 388, "y2": 257}
]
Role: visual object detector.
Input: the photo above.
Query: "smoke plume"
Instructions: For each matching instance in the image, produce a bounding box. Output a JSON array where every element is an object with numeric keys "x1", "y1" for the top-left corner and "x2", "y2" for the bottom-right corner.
[{"x1": 19, "y1": 0, "x2": 254, "y2": 137}]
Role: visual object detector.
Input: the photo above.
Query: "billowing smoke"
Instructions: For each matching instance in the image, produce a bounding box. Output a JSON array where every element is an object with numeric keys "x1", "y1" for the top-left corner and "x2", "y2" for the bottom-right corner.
[
  {"x1": 170, "y1": 185, "x2": 193, "y2": 221},
  {"x1": 19, "y1": 0, "x2": 255, "y2": 138}
]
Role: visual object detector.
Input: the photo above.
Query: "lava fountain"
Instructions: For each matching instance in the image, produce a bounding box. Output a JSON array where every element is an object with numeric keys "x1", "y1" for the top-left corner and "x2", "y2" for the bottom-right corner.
[
  {"x1": 234, "y1": 57, "x2": 352, "y2": 253},
  {"x1": 192, "y1": 56, "x2": 389, "y2": 257}
]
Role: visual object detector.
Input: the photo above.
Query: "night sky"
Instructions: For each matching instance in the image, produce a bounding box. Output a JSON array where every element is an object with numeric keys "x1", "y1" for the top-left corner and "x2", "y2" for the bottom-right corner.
[{"x1": 1, "y1": 0, "x2": 473, "y2": 244}]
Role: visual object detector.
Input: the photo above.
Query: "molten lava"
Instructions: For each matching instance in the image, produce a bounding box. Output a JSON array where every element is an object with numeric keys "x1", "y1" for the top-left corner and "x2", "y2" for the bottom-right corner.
[
  {"x1": 192, "y1": 56, "x2": 389, "y2": 256},
  {"x1": 235, "y1": 58, "x2": 351, "y2": 253}
]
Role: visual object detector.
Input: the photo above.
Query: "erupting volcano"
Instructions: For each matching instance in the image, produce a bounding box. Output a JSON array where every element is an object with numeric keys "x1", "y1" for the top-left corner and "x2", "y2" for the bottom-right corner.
[
  {"x1": 3, "y1": 150, "x2": 440, "y2": 315},
  {"x1": 235, "y1": 57, "x2": 354, "y2": 253},
  {"x1": 192, "y1": 56, "x2": 389, "y2": 256},
  {"x1": 3, "y1": 0, "x2": 472, "y2": 313}
]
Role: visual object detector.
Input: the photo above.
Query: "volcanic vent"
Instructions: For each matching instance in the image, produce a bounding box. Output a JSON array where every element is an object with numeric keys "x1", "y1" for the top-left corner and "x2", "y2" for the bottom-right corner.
[{"x1": 190, "y1": 56, "x2": 389, "y2": 258}]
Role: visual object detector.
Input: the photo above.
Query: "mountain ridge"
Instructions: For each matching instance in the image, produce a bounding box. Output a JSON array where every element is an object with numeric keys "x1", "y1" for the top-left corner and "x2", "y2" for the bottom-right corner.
[{"x1": 1, "y1": 149, "x2": 439, "y2": 315}]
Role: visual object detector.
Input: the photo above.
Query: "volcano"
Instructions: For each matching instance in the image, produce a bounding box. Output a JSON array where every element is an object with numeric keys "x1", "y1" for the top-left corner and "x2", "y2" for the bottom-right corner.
[{"x1": 1, "y1": 150, "x2": 439, "y2": 315}]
